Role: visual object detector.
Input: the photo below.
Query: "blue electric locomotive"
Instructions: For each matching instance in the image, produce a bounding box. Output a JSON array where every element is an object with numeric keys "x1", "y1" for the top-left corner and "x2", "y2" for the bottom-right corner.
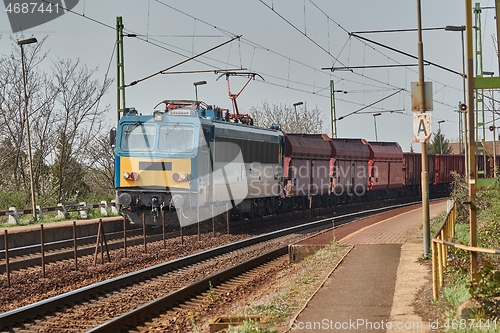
[{"x1": 113, "y1": 100, "x2": 284, "y2": 225}]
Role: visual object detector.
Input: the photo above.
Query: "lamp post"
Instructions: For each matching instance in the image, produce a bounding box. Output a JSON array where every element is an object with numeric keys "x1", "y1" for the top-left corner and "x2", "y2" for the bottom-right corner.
[
  {"x1": 483, "y1": 71, "x2": 496, "y2": 175},
  {"x1": 445, "y1": 25, "x2": 468, "y2": 176},
  {"x1": 293, "y1": 102, "x2": 304, "y2": 121},
  {"x1": 18, "y1": 37, "x2": 38, "y2": 222},
  {"x1": 438, "y1": 119, "x2": 445, "y2": 132},
  {"x1": 417, "y1": 0, "x2": 431, "y2": 258},
  {"x1": 438, "y1": 120, "x2": 445, "y2": 154},
  {"x1": 293, "y1": 102, "x2": 303, "y2": 127},
  {"x1": 373, "y1": 113, "x2": 381, "y2": 141},
  {"x1": 293, "y1": 101, "x2": 303, "y2": 113},
  {"x1": 193, "y1": 80, "x2": 207, "y2": 101}
]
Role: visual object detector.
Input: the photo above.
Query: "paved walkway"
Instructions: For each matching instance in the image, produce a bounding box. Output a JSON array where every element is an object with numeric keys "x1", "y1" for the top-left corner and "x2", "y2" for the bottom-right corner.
[{"x1": 287, "y1": 200, "x2": 449, "y2": 333}]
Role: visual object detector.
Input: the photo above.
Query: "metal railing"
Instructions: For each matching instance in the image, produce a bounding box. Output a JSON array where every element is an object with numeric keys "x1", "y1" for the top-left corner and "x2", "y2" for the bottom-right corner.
[{"x1": 431, "y1": 200, "x2": 500, "y2": 300}]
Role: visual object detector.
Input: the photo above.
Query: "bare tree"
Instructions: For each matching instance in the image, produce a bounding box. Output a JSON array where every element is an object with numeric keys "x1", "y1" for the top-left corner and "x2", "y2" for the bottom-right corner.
[
  {"x1": 248, "y1": 100, "x2": 325, "y2": 134},
  {"x1": 0, "y1": 37, "x2": 55, "y2": 202},
  {"x1": 0, "y1": 37, "x2": 112, "y2": 207},
  {"x1": 84, "y1": 132, "x2": 115, "y2": 197},
  {"x1": 50, "y1": 58, "x2": 112, "y2": 202}
]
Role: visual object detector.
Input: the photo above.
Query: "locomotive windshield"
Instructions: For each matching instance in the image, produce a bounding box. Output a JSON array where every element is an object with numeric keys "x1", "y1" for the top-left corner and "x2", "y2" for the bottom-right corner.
[
  {"x1": 120, "y1": 123, "x2": 155, "y2": 151},
  {"x1": 159, "y1": 124, "x2": 195, "y2": 152}
]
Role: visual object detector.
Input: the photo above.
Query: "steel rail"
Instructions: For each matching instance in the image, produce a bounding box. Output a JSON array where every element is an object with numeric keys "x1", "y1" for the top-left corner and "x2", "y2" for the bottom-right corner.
[
  {"x1": 88, "y1": 247, "x2": 288, "y2": 332},
  {"x1": 0, "y1": 232, "x2": 145, "y2": 273},
  {"x1": 0, "y1": 219, "x2": 325, "y2": 328},
  {"x1": 0, "y1": 198, "x2": 426, "y2": 329},
  {"x1": 0, "y1": 196, "x2": 423, "y2": 272},
  {"x1": 90, "y1": 200, "x2": 433, "y2": 332}
]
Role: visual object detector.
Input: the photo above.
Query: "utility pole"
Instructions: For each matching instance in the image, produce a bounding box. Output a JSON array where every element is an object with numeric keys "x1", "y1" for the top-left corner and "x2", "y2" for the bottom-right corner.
[
  {"x1": 465, "y1": 0, "x2": 478, "y2": 280},
  {"x1": 18, "y1": 38, "x2": 38, "y2": 222},
  {"x1": 494, "y1": 0, "x2": 500, "y2": 175},
  {"x1": 330, "y1": 80, "x2": 338, "y2": 138},
  {"x1": 417, "y1": 0, "x2": 430, "y2": 257},
  {"x1": 330, "y1": 80, "x2": 348, "y2": 138},
  {"x1": 496, "y1": 1, "x2": 500, "y2": 77},
  {"x1": 438, "y1": 120, "x2": 445, "y2": 154},
  {"x1": 116, "y1": 16, "x2": 125, "y2": 122}
]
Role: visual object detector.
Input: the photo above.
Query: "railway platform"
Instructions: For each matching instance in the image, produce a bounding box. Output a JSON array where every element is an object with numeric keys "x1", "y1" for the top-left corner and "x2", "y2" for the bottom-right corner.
[{"x1": 287, "y1": 200, "x2": 449, "y2": 333}]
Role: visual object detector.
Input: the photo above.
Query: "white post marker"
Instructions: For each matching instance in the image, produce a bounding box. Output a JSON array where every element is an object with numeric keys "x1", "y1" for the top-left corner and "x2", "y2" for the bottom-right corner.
[{"x1": 413, "y1": 113, "x2": 432, "y2": 143}]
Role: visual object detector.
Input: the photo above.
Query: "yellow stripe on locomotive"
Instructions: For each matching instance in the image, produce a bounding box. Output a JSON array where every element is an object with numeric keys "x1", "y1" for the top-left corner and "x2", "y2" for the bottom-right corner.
[{"x1": 118, "y1": 156, "x2": 191, "y2": 189}]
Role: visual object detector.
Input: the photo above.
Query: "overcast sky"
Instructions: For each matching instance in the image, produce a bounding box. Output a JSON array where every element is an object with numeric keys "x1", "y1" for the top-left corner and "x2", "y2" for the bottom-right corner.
[{"x1": 1, "y1": 0, "x2": 499, "y2": 152}]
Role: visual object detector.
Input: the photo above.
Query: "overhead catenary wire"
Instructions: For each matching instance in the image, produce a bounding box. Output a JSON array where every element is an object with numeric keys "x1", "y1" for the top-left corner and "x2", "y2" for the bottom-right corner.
[
  {"x1": 42, "y1": 0, "x2": 461, "y2": 114},
  {"x1": 48, "y1": 0, "x2": 410, "y2": 106},
  {"x1": 258, "y1": 0, "x2": 348, "y2": 68},
  {"x1": 92, "y1": 41, "x2": 117, "y2": 117},
  {"x1": 349, "y1": 33, "x2": 465, "y2": 78},
  {"x1": 337, "y1": 89, "x2": 404, "y2": 120},
  {"x1": 258, "y1": 0, "x2": 462, "y2": 107},
  {"x1": 40, "y1": 0, "x2": 242, "y2": 77},
  {"x1": 125, "y1": 35, "x2": 241, "y2": 87},
  {"x1": 265, "y1": 0, "x2": 464, "y2": 110}
]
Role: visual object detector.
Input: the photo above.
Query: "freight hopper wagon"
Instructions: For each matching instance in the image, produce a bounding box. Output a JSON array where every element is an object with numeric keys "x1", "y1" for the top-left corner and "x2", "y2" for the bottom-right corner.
[
  {"x1": 282, "y1": 134, "x2": 333, "y2": 211},
  {"x1": 329, "y1": 138, "x2": 371, "y2": 202},
  {"x1": 402, "y1": 153, "x2": 466, "y2": 197},
  {"x1": 282, "y1": 135, "x2": 373, "y2": 206},
  {"x1": 366, "y1": 141, "x2": 404, "y2": 199}
]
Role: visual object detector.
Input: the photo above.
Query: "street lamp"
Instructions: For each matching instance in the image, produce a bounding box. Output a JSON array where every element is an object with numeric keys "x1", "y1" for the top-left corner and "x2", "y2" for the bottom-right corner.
[
  {"x1": 18, "y1": 37, "x2": 38, "y2": 222},
  {"x1": 438, "y1": 120, "x2": 445, "y2": 132},
  {"x1": 483, "y1": 71, "x2": 496, "y2": 174},
  {"x1": 438, "y1": 120, "x2": 445, "y2": 154},
  {"x1": 293, "y1": 102, "x2": 303, "y2": 126},
  {"x1": 445, "y1": 25, "x2": 468, "y2": 175},
  {"x1": 373, "y1": 113, "x2": 381, "y2": 141},
  {"x1": 193, "y1": 80, "x2": 207, "y2": 101},
  {"x1": 293, "y1": 101, "x2": 303, "y2": 113}
]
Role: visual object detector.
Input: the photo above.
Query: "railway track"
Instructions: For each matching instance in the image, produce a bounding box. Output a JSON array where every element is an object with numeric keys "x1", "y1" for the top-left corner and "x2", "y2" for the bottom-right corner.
[
  {"x1": 0, "y1": 227, "x2": 145, "y2": 273},
  {"x1": 90, "y1": 249, "x2": 289, "y2": 332},
  {"x1": 0, "y1": 196, "x2": 422, "y2": 274},
  {"x1": 0, "y1": 223, "x2": 316, "y2": 331},
  {"x1": 0, "y1": 200, "x2": 424, "y2": 332}
]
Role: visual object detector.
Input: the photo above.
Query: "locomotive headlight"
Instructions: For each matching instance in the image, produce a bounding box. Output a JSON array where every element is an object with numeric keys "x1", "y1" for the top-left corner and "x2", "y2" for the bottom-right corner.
[
  {"x1": 153, "y1": 111, "x2": 163, "y2": 122},
  {"x1": 123, "y1": 171, "x2": 139, "y2": 180},
  {"x1": 118, "y1": 193, "x2": 132, "y2": 207},
  {"x1": 172, "y1": 173, "x2": 189, "y2": 182}
]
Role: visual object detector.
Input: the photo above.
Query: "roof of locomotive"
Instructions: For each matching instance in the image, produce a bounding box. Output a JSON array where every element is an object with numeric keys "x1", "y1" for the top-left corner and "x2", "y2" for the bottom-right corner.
[{"x1": 120, "y1": 100, "x2": 283, "y2": 136}]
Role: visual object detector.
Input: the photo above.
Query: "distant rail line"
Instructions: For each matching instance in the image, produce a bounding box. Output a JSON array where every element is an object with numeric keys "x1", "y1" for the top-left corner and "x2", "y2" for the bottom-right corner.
[{"x1": 0, "y1": 199, "x2": 424, "y2": 332}]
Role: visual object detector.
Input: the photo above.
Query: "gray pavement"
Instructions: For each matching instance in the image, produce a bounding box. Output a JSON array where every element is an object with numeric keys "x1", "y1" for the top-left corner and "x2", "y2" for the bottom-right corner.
[
  {"x1": 285, "y1": 200, "x2": 448, "y2": 333},
  {"x1": 291, "y1": 244, "x2": 401, "y2": 333}
]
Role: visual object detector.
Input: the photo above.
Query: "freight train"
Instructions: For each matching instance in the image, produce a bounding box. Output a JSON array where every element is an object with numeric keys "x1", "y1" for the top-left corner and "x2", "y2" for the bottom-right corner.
[{"x1": 111, "y1": 100, "x2": 466, "y2": 225}]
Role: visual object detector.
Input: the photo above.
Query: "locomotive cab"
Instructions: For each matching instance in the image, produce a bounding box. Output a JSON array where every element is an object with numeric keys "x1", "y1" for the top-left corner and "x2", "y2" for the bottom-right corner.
[{"x1": 114, "y1": 101, "x2": 213, "y2": 224}]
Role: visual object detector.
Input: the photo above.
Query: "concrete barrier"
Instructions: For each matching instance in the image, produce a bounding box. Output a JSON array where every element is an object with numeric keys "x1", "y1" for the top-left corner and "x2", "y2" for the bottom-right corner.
[{"x1": 0, "y1": 218, "x2": 127, "y2": 250}]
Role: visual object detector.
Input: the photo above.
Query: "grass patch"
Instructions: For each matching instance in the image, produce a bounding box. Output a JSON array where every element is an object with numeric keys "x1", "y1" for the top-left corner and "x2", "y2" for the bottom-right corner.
[
  {"x1": 227, "y1": 318, "x2": 276, "y2": 333},
  {"x1": 431, "y1": 212, "x2": 447, "y2": 237},
  {"x1": 228, "y1": 241, "x2": 351, "y2": 332},
  {"x1": 454, "y1": 223, "x2": 470, "y2": 245},
  {"x1": 442, "y1": 276, "x2": 470, "y2": 308},
  {"x1": 434, "y1": 173, "x2": 500, "y2": 332}
]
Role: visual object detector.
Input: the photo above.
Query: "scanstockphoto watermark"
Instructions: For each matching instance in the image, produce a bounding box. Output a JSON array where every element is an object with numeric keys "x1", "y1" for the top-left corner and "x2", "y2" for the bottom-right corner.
[
  {"x1": 4, "y1": 0, "x2": 79, "y2": 33},
  {"x1": 290, "y1": 318, "x2": 425, "y2": 331},
  {"x1": 290, "y1": 318, "x2": 499, "y2": 331},
  {"x1": 248, "y1": 163, "x2": 373, "y2": 197}
]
